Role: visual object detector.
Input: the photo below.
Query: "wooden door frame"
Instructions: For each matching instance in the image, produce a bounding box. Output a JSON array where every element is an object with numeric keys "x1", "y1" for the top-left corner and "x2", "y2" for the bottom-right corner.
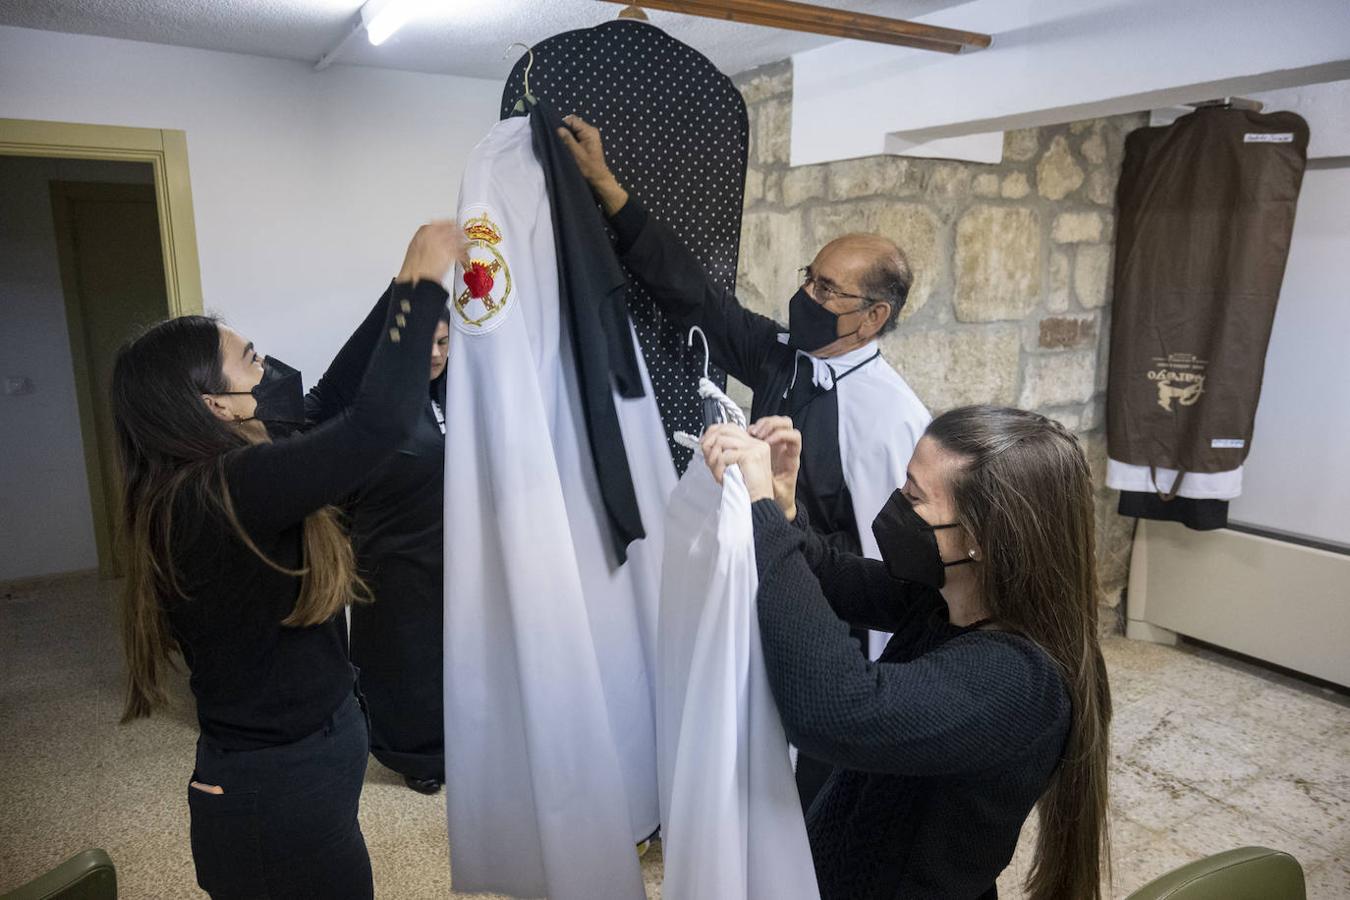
[
  {"x1": 51, "y1": 181, "x2": 164, "y2": 579},
  {"x1": 0, "y1": 119, "x2": 203, "y2": 577},
  {"x1": 0, "y1": 118, "x2": 202, "y2": 315}
]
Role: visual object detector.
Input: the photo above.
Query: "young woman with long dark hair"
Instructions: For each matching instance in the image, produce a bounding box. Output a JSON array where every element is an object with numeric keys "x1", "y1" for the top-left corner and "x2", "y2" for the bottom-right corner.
[
  {"x1": 111, "y1": 222, "x2": 464, "y2": 899},
  {"x1": 701, "y1": 405, "x2": 1112, "y2": 900}
]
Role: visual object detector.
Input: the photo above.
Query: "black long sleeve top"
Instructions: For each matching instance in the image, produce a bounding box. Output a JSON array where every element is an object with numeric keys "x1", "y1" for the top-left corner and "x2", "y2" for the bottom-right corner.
[
  {"x1": 610, "y1": 198, "x2": 862, "y2": 553},
  {"x1": 750, "y1": 499, "x2": 1071, "y2": 899},
  {"x1": 166, "y1": 279, "x2": 448, "y2": 750},
  {"x1": 304, "y1": 292, "x2": 446, "y2": 571}
]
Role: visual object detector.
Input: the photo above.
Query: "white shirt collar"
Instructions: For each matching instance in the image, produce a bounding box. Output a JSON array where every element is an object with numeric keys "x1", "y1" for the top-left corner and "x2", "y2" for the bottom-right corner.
[{"x1": 780, "y1": 337, "x2": 882, "y2": 393}]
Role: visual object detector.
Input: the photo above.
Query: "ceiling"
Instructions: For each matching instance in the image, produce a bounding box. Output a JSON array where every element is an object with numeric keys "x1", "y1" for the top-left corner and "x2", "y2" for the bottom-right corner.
[{"x1": 0, "y1": 0, "x2": 966, "y2": 79}]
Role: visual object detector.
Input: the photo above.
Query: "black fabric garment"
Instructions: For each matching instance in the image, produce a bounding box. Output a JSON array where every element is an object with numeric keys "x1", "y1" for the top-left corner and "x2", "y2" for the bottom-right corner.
[
  {"x1": 1118, "y1": 490, "x2": 1229, "y2": 531},
  {"x1": 786, "y1": 347, "x2": 871, "y2": 808},
  {"x1": 751, "y1": 500, "x2": 1070, "y2": 900},
  {"x1": 502, "y1": 19, "x2": 747, "y2": 471},
  {"x1": 528, "y1": 98, "x2": 646, "y2": 559},
  {"x1": 792, "y1": 750, "x2": 836, "y2": 822},
  {"x1": 189, "y1": 692, "x2": 373, "y2": 899},
  {"x1": 166, "y1": 279, "x2": 447, "y2": 751},
  {"x1": 304, "y1": 293, "x2": 447, "y2": 781}
]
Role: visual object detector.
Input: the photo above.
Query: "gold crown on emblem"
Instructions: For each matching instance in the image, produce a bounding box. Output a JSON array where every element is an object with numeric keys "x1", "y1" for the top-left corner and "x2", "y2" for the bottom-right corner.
[{"x1": 464, "y1": 215, "x2": 502, "y2": 245}]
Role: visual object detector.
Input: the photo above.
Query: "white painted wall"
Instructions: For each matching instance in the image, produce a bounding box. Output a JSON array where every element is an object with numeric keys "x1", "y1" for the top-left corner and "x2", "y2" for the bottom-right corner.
[
  {"x1": 791, "y1": 0, "x2": 1350, "y2": 166},
  {"x1": 0, "y1": 157, "x2": 153, "y2": 582},
  {"x1": 0, "y1": 24, "x2": 502, "y2": 382},
  {"x1": 1228, "y1": 165, "x2": 1350, "y2": 547},
  {"x1": 1151, "y1": 78, "x2": 1350, "y2": 158},
  {"x1": 0, "y1": 25, "x2": 501, "y2": 580}
]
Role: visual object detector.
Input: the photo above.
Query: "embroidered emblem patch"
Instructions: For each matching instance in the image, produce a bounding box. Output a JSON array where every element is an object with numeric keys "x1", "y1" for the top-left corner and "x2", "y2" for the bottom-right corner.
[{"x1": 452, "y1": 210, "x2": 513, "y2": 335}]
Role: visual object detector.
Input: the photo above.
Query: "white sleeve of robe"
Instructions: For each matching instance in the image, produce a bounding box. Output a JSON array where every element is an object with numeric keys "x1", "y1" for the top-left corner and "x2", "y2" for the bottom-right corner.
[
  {"x1": 837, "y1": 360, "x2": 931, "y2": 659},
  {"x1": 656, "y1": 458, "x2": 821, "y2": 900},
  {"x1": 1105, "y1": 458, "x2": 1244, "y2": 499},
  {"x1": 442, "y1": 114, "x2": 673, "y2": 900}
]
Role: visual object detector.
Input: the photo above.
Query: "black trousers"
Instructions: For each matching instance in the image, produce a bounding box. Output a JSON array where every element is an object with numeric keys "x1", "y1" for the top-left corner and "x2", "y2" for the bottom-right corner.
[
  {"x1": 349, "y1": 559, "x2": 445, "y2": 782},
  {"x1": 188, "y1": 693, "x2": 374, "y2": 899}
]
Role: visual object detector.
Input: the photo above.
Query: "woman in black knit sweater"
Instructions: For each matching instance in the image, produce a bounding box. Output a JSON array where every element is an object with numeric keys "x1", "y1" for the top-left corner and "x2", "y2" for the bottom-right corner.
[{"x1": 701, "y1": 406, "x2": 1111, "y2": 900}]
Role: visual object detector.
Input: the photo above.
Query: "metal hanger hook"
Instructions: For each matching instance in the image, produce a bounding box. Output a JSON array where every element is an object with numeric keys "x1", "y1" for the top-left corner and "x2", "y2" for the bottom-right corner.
[
  {"x1": 687, "y1": 325, "x2": 710, "y2": 379},
  {"x1": 503, "y1": 42, "x2": 535, "y2": 97}
]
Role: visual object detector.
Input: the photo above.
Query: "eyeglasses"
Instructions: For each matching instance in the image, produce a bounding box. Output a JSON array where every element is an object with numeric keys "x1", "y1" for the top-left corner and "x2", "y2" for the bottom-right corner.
[{"x1": 798, "y1": 267, "x2": 879, "y2": 307}]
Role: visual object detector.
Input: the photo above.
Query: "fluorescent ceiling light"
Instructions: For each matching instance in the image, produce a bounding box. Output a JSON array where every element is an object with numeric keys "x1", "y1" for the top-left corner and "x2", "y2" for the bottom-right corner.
[
  {"x1": 315, "y1": 0, "x2": 441, "y2": 71},
  {"x1": 362, "y1": 0, "x2": 427, "y2": 47}
]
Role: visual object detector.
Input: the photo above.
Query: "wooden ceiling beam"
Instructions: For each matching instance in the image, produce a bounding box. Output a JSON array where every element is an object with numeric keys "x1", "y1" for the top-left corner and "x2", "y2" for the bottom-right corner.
[{"x1": 598, "y1": 0, "x2": 991, "y2": 54}]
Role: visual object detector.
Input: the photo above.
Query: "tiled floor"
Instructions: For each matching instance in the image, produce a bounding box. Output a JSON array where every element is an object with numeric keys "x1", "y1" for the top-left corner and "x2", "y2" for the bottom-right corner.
[
  {"x1": 1, "y1": 573, "x2": 1346, "y2": 898},
  {"x1": 997, "y1": 634, "x2": 1349, "y2": 898}
]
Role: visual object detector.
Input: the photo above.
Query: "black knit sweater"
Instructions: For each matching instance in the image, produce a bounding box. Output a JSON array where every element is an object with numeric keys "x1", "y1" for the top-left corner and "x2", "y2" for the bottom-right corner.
[{"x1": 751, "y1": 500, "x2": 1071, "y2": 899}]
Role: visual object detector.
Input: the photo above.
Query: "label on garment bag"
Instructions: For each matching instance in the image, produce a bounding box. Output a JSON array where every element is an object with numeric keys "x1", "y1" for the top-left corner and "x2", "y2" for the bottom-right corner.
[
  {"x1": 1243, "y1": 133, "x2": 1294, "y2": 143},
  {"x1": 1210, "y1": 438, "x2": 1245, "y2": 449}
]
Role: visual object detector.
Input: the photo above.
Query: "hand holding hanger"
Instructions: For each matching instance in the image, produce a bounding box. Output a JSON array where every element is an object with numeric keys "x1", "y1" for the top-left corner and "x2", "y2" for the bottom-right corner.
[
  {"x1": 701, "y1": 415, "x2": 803, "y2": 521},
  {"x1": 749, "y1": 416, "x2": 802, "y2": 521},
  {"x1": 700, "y1": 423, "x2": 770, "y2": 499},
  {"x1": 557, "y1": 115, "x2": 630, "y2": 216}
]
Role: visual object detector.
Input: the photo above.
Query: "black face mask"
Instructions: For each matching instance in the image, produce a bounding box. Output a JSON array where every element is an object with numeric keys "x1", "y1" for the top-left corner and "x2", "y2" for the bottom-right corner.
[
  {"x1": 871, "y1": 488, "x2": 974, "y2": 589},
  {"x1": 223, "y1": 357, "x2": 305, "y2": 439},
  {"x1": 788, "y1": 288, "x2": 859, "y2": 352}
]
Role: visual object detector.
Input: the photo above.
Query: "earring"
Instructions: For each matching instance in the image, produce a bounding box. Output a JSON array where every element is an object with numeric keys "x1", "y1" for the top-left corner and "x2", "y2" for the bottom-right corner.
[{"x1": 968, "y1": 549, "x2": 978, "y2": 560}]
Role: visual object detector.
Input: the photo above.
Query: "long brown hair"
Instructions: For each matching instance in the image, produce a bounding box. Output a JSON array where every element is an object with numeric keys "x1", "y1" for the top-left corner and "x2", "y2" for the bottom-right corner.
[
  {"x1": 111, "y1": 315, "x2": 367, "y2": 722},
  {"x1": 927, "y1": 405, "x2": 1112, "y2": 900}
]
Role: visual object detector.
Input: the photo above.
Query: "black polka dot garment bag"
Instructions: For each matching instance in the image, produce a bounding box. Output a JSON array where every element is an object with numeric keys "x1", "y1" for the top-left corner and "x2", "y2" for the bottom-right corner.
[{"x1": 501, "y1": 19, "x2": 749, "y2": 472}]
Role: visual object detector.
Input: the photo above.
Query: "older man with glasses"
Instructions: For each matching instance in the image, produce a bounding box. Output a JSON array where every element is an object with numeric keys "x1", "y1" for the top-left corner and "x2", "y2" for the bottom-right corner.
[{"x1": 560, "y1": 114, "x2": 931, "y2": 812}]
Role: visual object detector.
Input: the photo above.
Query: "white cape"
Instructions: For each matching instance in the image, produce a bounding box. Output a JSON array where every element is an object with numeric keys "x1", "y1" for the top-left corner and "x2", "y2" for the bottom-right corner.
[
  {"x1": 443, "y1": 114, "x2": 675, "y2": 900},
  {"x1": 656, "y1": 458, "x2": 821, "y2": 900}
]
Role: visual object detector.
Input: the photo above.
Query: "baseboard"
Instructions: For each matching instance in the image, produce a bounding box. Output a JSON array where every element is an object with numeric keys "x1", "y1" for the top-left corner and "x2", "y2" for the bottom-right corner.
[{"x1": 0, "y1": 568, "x2": 101, "y2": 595}]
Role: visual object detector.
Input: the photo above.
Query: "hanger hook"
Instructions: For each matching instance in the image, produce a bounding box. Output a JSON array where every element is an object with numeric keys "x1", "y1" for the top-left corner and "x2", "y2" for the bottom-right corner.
[
  {"x1": 503, "y1": 42, "x2": 535, "y2": 98},
  {"x1": 687, "y1": 326, "x2": 710, "y2": 379}
]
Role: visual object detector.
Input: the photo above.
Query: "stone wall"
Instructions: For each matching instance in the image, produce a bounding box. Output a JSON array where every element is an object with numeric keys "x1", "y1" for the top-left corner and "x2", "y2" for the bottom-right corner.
[{"x1": 732, "y1": 61, "x2": 1146, "y2": 633}]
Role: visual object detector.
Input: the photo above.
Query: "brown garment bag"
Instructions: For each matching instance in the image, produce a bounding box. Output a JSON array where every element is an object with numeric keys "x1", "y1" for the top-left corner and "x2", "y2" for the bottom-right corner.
[{"x1": 1107, "y1": 107, "x2": 1309, "y2": 478}]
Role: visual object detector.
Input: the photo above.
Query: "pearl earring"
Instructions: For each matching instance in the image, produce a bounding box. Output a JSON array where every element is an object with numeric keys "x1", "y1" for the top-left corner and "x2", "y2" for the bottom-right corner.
[{"x1": 968, "y1": 549, "x2": 977, "y2": 560}]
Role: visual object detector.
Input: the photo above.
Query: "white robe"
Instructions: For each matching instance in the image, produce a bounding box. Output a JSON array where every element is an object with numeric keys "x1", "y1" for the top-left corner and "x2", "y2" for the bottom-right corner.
[
  {"x1": 442, "y1": 114, "x2": 675, "y2": 900},
  {"x1": 656, "y1": 458, "x2": 821, "y2": 900}
]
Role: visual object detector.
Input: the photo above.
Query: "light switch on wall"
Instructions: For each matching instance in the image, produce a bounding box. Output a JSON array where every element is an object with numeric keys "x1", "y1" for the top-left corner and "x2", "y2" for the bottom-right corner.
[{"x1": 4, "y1": 377, "x2": 35, "y2": 396}]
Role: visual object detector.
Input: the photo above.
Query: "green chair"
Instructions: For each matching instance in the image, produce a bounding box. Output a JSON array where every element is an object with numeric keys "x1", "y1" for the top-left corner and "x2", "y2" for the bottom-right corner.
[
  {"x1": 1125, "y1": 846, "x2": 1305, "y2": 900},
  {"x1": 0, "y1": 849, "x2": 116, "y2": 900}
]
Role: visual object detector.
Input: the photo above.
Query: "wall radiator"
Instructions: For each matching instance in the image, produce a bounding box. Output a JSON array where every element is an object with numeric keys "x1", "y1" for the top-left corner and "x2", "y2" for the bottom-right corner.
[{"x1": 1126, "y1": 520, "x2": 1350, "y2": 687}]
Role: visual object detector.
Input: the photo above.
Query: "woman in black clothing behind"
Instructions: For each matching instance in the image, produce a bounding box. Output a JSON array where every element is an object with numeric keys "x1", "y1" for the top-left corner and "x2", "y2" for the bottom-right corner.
[
  {"x1": 304, "y1": 299, "x2": 451, "y2": 795},
  {"x1": 701, "y1": 406, "x2": 1111, "y2": 900},
  {"x1": 111, "y1": 222, "x2": 465, "y2": 899}
]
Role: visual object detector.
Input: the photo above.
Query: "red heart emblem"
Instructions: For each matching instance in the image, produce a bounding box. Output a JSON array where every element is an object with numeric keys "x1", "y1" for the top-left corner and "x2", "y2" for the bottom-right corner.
[{"x1": 463, "y1": 262, "x2": 494, "y2": 299}]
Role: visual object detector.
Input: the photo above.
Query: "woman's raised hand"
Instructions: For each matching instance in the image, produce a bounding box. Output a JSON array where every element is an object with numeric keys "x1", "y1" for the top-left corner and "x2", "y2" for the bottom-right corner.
[{"x1": 397, "y1": 221, "x2": 471, "y2": 287}]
